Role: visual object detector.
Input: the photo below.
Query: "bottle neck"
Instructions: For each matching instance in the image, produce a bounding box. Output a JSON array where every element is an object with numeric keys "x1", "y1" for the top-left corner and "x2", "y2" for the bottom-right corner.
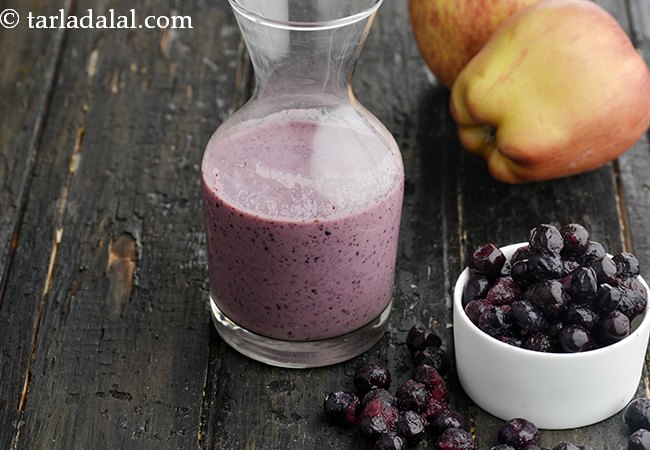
[{"x1": 233, "y1": 7, "x2": 376, "y2": 101}]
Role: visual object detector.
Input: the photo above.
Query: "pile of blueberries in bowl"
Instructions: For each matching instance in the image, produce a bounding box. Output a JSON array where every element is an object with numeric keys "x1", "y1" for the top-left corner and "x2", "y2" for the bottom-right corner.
[
  {"x1": 462, "y1": 223, "x2": 647, "y2": 352},
  {"x1": 453, "y1": 223, "x2": 650, "y2": 429}
]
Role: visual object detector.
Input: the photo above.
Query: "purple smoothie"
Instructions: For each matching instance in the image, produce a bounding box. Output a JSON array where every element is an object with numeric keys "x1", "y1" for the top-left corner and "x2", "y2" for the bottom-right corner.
[{"x1": 201, "y1": 115, "x2": 404, "y2": 341}]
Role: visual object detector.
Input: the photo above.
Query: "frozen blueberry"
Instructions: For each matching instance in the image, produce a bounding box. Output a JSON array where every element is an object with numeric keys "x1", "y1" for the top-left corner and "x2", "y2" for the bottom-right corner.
[
  {"x1": 552, "y1": 443, "x2": 581, "y2": 450},
  {"x1": 395, "y1": 410, "x2": 426, "y2": 446},
  {"x1": 511, "y1": 259, "x2": 536, "y2": 286},
  {"x1": 629, "y1": 428, "x2": 650, "y2": 450},
  {"x1": 357, "y1": 398, "x2": 399, "y2": 441},
  {"x1": 594, "y1": 284, "x2": 622, "y2": 313},
  {"x1": 562, "y1": 258, "x2": 582, "y2": 276},
  {"x1": 526, "y1": 280, "x2": 569, "y2": 318},
  {"x1": 500, "y1": 260, "x2": 512, "y2": 277},
  {"x1": 560, "y1": 223, "x2": 590, "y2": 255},
  {"x1": 510, "y1": 300, "x2": 547, "y2": 336},
  {"x1": 394, "y1": 380, "x2": 430, "y2": 413},
  {"x1": 422, "y1": 397, "x2": 449, "y2": 426},
  {"x1": 614, "y1": 252, "x2": 641, "y2": 279},
  {"x1": 618, "y1": 277, "x2": 648, "y2": 320},
  {"x1": 524, "y1": 332, "x2": 556, "y2": 352},
  {"x1": 468, "y1": 243, "x2": 506, "y2": 277},
  {"x1": 478, "y1": 304, "x2": 511, "y2": 338},
  {"x1": 413, "y1": 364, "x2": 448, "y2": 401},
  {"x1": 597, "y1": 310, "x2": 630, "y2": 344},
  {"x1": 354, "y1": 364, "x2": 392, "y2": 395},
  {"x1": 406, "y1": 323, "x2": 442, "y2": 353},
  {"x1": 436, "y1": 427, "x2": 476, "y2": 450},
  {"x1": 546, "y1": 320, "x2": 564, "y2": 338},
  {"x1": 589, "y1": 256, "x2": 618, "y2": 285},
  {"x1": 498, "y1": 333, "x2": 523, "y2": 348},
  {"x1": 362, "y1": 388, "x2": 397, "y2": 408},
  {"x1": 462, "y1": 274, "x2": 491, "y2": 307},
  {"x1": 464, "y1": 299, "x2": 489, "y2": 325},
  {"x1": 560, "y1": 273, "x2": 574, "y2": 292},
  {"x1": 373, "y1": 432, "x2": 407, "y2": 450},
  {"x1": 558, "y1": 324, "x2": 593, "y2": 352},
  {"x1": 323, "y1": 391, "x2": 361, "y2": 426},
  {"x1": 567, "y1": 267, "x2": 598, "y2": 301},
  {"x1": 564, "y1": 303, "x2": 600, "y2": 330},
  {"x1": 553, "y1": 443, "x2": 594, "y2": 450},
  {"x1": 497, "y1": 418, "x2": 540, "y2": 448},
  {"x1": 529, "y1": 224, "x2": 564, "y2": 255},
  {"x1": 529, "y1": 252, "x2": 563, "y2": 280},
  {"x1": 487, "y1": 277, "x2": 521, "y2": 305},
  {"x1": 430, "y1": 409, "x2": 466, "y2": 436},
  {"x1": 413, "y1": 346, "x2": 450, "y2": 376},
  {"x1": 625, "y1": 398, "x2": 650, "y2": 431},
  {"x1": 582, "y1": 241, "x2": 606, "y2": 264},
  {"x1": 511, "y1": 245, "x2": 531, "y2": 264}
]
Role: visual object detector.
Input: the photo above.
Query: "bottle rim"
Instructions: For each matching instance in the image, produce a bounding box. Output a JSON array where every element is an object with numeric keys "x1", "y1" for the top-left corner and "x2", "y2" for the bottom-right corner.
[{"x1": 227, "y1": 0, "x2": 384, "y2": 31}]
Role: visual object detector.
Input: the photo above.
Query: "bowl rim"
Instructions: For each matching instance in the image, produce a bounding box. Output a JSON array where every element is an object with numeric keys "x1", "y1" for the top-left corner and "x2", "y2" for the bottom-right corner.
[{"x1": 453, "y1": 242, "x2": 650, "y2": 360}]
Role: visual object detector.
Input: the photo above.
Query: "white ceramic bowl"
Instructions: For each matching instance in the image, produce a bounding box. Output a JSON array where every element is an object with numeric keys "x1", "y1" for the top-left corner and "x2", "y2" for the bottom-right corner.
[{"x1": 453, "y1": 243, "x2": 650, "y2": 429}]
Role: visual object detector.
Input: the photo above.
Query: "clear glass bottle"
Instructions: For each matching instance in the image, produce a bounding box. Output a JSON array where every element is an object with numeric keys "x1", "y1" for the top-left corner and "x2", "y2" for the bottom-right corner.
[{"x1": 201, "y1": 0, "x2": 404, "y2": 367}]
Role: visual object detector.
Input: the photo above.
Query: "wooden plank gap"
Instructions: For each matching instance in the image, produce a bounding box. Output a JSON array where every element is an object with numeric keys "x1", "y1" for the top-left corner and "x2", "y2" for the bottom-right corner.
[
  {"x1": 645, "y1": 349, "x2": 650, "y2": 399},
  {"x1": 196, "y1": 355, "x2": 211, "y2": 450},
  {"x1": 456, "y1": 164, "x2": 466, "y2": 268},
  {"x1": 11, "y1": 223, "x2": 62, "y2": 450},
  {"x1": 612, "y1": 160, "x2": 633, "y2": 252},
  {"x1": 468, "y1": 403, "x2": 478, "y2": 444},
  {"x1": 625, "y1": 0, "x2": 647, "y2": 48},
  {"x1": 43, "y1": 228, "x2": 64, "y2": 296}
]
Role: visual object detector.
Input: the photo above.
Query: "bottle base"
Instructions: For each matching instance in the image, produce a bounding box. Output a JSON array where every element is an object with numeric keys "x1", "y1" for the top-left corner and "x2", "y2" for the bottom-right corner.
[{"x1": 209, "y1": 296, "x2": 391, "y2": 368}]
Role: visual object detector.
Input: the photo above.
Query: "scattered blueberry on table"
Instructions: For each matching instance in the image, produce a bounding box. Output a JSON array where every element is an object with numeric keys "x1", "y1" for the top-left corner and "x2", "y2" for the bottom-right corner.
[
  {"x1": 322, "y1": 323, "x2": 613, "y2": 448},
  {"x1": 323, "y1": 323, "x2": 471, "y2": 449},
  {"x1": 625, "y1": 398, "x2": 650, "y2": 450}
]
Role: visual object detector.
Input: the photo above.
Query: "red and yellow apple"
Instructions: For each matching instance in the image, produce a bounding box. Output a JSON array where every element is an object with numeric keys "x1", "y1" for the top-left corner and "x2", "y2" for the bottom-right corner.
[
  {"x1": 409, "y1": 0, "x2": 541, "y2": 88},
  {"x1": 450, "y1": 0, "x2": 650, "y2": 183}
]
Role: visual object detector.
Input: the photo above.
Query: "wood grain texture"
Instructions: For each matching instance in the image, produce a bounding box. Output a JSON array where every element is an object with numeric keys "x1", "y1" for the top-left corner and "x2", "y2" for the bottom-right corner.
[
  {"x1": 0, "y1": 0, "x2": 241, "y2": 448},
  {"x1": 0, "y1": 0, "x2": 648, "y2": 448},
  {"x1": 0, "y1": 1, "x2": 70, "y2": 448},
  {"x1": 619, "y1": 0, "x2": 650, "y2": 279}
]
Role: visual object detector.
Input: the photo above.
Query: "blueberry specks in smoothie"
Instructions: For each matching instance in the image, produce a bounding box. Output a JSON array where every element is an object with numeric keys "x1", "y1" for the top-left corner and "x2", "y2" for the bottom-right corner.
[{"x1": 201, "y1": 120, "x2": 403, "y2": 341}]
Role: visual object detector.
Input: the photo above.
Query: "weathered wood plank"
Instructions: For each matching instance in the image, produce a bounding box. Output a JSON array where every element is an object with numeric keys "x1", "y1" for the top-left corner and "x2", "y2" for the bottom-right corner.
[
  {"x1": 619, "y1": 0, "x2": 650, "y2": 277},
  {"x1": 0, "y1": 1, "x2": 69, "y2": 448},
  {"x1": 0, "y1": 1, "x2": 242, "y2": 449},
  {"x1": 1, "y1": 0, "x2": 646, "y2": 448}
]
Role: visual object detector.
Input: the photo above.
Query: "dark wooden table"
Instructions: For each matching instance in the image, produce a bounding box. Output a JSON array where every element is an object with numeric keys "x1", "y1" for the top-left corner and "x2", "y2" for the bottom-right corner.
[{"x1": 1, "y1": 0, "x2": 649, "y2": 448}]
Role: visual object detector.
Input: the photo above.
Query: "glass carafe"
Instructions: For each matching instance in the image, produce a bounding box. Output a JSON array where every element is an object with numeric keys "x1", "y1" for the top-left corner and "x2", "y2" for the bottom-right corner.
[{"x1": 201, "y1": 0, "x2": 404, "y2": 367}]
